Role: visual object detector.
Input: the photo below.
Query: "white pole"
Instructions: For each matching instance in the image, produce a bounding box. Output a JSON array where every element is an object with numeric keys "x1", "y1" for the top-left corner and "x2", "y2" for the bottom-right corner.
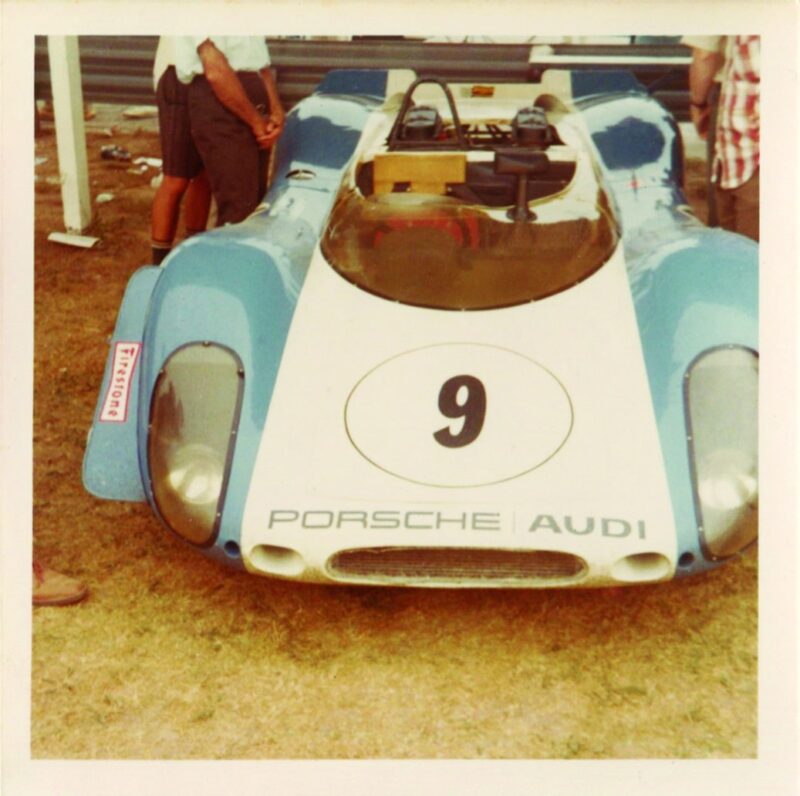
[{"x1": 47, "y1": 35, "x2": 92, "y2": 233}]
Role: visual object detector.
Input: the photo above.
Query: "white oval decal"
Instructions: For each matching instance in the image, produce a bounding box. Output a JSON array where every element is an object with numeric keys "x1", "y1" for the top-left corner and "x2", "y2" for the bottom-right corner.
[{"x1": 344, "y1": 343, "x2": 573, "y2": 487}]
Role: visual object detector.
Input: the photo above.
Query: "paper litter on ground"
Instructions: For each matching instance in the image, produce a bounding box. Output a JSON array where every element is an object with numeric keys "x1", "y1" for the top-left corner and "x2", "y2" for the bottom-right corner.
[
  {"x1": 48, "y1": 231, "x2": 100, "y2": 248},
  {"x1": 122, "y1": 105, "x2": 158, "y2": 119}
]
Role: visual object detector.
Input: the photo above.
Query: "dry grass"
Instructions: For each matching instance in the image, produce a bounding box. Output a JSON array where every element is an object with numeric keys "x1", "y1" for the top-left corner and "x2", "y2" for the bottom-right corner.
[{"x1": 31, "y1": 121, "x2": 756, "y2": 759}]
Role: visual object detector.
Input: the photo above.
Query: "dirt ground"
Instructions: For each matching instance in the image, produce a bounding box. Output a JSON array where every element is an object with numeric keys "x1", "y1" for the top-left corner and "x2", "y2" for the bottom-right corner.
[{"x1": 31, "y1": 111, "x2": 756, "y2": 759}]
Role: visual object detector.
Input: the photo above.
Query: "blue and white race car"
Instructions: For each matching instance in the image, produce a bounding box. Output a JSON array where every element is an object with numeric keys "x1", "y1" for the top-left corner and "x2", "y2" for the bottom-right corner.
[{"x1": 83, "y1": 68, "x2": 758, "y2": 588}]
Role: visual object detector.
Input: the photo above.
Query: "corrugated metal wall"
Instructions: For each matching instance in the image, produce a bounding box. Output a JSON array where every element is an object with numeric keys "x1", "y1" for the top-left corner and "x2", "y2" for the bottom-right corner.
[{"x1": 34, "y1": 36, "x2": 691, "y2": 118}]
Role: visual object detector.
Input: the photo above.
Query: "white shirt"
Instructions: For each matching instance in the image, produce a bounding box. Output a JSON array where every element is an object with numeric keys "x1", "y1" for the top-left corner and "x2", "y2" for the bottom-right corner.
[
  {"x1": 153, "y1": 37, "x2": 177, "y2": 89},
  {"x1": 171, "y1": 36, "x2": 271, "y2": 84}
]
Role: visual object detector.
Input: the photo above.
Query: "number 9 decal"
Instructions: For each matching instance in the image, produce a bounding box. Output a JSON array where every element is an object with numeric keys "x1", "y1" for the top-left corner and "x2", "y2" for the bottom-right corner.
[
  {"x1": 345, "y1": 343, "x2": 573, "y2": 487},
  {"x1": 434, "y1": 375, "x2": 486, "y2": 448}
]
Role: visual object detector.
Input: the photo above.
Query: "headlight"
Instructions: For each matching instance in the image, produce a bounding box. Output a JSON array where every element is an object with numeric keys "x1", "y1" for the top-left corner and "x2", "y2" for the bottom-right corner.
[
  {"x1": 148, "y1": 343, "x2": 243, "y2": 545},
  {"x1": 166, "y1": 443, "x2": 225, "y2": 506},
  {"x1": 685, "y1": 346, "x2": 758, "y2": 559}
]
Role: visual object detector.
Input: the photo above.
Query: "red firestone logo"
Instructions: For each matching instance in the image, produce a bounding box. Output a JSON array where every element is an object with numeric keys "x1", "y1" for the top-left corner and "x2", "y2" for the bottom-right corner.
[{"x1": 99, "y1": 342, "x2": 141, "y2": 423}]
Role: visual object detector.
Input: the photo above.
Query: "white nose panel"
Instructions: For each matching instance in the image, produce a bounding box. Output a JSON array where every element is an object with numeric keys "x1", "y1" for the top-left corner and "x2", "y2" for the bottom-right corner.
[{"x1": 240, "y1": 243, "x2": 678, "y2": 586}]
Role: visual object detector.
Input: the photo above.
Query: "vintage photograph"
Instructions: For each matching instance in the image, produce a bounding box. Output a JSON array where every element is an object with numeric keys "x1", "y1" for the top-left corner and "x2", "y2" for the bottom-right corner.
[
  {"x1": 30, "y1": 28, "x2": 760, "y2": 754},
  {"x1": 2, "y1": 3, "x2": 797, "y2": 795}
]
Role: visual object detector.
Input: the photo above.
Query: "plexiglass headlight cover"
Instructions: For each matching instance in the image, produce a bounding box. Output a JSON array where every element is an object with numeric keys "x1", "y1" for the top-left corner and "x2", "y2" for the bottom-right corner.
[
  {"x1": 685, "y1": 346, "x2": 758, "y2": 559},
  {"x1": 147, "y1": 343, "x2": 243, "y2": 546}
]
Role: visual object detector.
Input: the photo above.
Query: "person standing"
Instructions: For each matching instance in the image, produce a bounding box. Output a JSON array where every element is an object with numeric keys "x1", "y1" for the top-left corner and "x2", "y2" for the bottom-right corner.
[
  {"x1": 713, "y1": 35, "x2": 760, "y2": 241},
  {"x1": 150, "y1": 37, "x2": 212, "y2": 265},
  {"x1": 173, "y1": 36, "x2": 285, "y2": 226},
  {"x1": 683, "y1": 35, "x2": 725, "y2": 226},
  {"x1": 686, "y1": 35, "x2": 760, "y2": 241}
]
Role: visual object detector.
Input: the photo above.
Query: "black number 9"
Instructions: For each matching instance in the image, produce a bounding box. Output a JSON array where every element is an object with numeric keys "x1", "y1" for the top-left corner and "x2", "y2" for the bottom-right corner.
[{"x1": 433, "y1": 375, "x2": 486, "y2": 448}]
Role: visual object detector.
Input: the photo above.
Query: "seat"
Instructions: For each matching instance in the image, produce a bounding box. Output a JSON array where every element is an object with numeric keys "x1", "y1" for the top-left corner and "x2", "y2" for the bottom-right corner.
[{"x1": 372, "y1": 152, "x2": 467, "y2": 195}]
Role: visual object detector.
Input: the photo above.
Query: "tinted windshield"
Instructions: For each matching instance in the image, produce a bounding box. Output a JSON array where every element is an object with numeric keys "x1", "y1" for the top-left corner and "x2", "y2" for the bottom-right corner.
[{"x1": 321, "y1": 187, "x2": 618, "y2": 310}]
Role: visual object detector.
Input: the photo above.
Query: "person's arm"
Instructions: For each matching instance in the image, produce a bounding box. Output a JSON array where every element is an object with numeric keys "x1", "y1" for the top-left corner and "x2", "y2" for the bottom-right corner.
[
  {"x1": 196, "y1": 38, "x2": 270, "y2": 141},
  {"x1": 688, "y1": 47, "x2": 724, "y2": 140},
  {"x1": 255, "y1": 66, "x2": 285, "y2": 148}
]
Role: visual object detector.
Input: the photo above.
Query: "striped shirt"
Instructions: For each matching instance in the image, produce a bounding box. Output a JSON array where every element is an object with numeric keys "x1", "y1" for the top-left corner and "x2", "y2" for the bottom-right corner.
[{"x1": 714, "y1": 35, "x2": 760, "y2": 190}]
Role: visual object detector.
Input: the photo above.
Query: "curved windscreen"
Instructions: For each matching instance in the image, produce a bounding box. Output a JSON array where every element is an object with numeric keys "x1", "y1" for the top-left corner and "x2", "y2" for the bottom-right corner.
[{"x1": 321, "y1": 188, "x2": 618, "y2": 310}]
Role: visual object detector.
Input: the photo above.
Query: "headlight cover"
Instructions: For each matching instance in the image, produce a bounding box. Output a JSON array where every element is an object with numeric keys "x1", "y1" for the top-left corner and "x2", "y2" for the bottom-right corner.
[
  {"x1": 685, "y1": 346, "x2": 758, "y2": 559},
  {"x1": 148, "y1": 343, "x2": 243, "y2": 545}
]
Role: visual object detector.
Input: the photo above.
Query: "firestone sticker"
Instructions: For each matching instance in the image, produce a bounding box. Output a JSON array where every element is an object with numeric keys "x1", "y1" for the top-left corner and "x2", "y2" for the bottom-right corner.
[{"x1": 99, "y1": 342, "x2": 141, "y2": 423}]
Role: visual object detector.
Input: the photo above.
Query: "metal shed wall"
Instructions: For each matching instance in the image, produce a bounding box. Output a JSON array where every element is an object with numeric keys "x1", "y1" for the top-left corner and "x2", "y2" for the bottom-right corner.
[{"x1": 34, "y1": 36, "x2": 692, "y2": 119}]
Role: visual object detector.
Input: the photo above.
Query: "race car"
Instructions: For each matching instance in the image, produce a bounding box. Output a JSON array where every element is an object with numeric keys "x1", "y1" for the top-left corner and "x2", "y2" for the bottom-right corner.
[{"x1": 83, "y1": 68, "x2": 758, "y2": 588}]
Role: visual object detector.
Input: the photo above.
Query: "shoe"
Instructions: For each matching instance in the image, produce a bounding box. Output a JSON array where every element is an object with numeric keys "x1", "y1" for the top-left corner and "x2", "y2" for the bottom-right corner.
[{"x1": 33, "y1": 560, "x2": 88, "y2": 606}]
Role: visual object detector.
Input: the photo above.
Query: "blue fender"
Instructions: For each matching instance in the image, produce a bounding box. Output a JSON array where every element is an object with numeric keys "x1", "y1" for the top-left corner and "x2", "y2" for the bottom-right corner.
[
  {"x1": 629, "y1": 230, "x2": 758, "y2": 573},
  {"x1": 573, "y1": 81, "x2": 759, "y2": 572},
  {"x1": 83, "y1": 266, "x2": 160, "y2": 501},
  {"x1": 138, "y1": 229, "x2": 304, "y2": 567}
]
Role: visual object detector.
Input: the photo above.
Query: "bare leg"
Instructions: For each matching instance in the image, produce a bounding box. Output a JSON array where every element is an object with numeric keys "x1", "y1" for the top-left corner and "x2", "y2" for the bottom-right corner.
[
  {"x1": 183, "y1": 170, "x2": 212, "y2": 236},
  {"x1": 151, "y1": 174, "x2": 190, "y2": 263}
]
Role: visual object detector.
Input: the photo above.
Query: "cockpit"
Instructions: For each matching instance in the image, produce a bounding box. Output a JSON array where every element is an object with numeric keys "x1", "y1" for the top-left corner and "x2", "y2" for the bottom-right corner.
[{"x1": 321, "y1": 77, "x2": 619, "y2": 310}]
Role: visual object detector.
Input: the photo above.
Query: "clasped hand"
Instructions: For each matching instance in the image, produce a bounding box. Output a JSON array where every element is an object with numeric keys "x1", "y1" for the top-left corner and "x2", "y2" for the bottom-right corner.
[{"x1": 254, "y1": 112, "x2": 285, "y2": 149}]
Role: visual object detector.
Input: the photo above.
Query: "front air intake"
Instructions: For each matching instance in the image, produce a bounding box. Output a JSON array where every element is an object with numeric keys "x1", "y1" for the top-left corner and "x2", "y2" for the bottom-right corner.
[{"x1": 327, "y1": 547, "x2": 587, "y2": 585}]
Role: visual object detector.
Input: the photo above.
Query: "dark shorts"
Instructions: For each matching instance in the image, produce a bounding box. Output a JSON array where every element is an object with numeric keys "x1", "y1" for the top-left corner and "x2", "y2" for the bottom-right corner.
[
  {"x1": 715, "y1": 169, "x2": 759, "y2": 242},
  {"x1": 188, "y1": 71, "x2": 270, "y2": 225},
  {"x1": 156, "y1": 66, "x2": 204, "y2": 180}
]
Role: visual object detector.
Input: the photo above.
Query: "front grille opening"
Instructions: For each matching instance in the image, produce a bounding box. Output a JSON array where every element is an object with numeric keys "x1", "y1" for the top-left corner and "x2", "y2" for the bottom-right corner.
[{"x1": 327, "y1": 547, "x2": 587, "y2": 585}]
